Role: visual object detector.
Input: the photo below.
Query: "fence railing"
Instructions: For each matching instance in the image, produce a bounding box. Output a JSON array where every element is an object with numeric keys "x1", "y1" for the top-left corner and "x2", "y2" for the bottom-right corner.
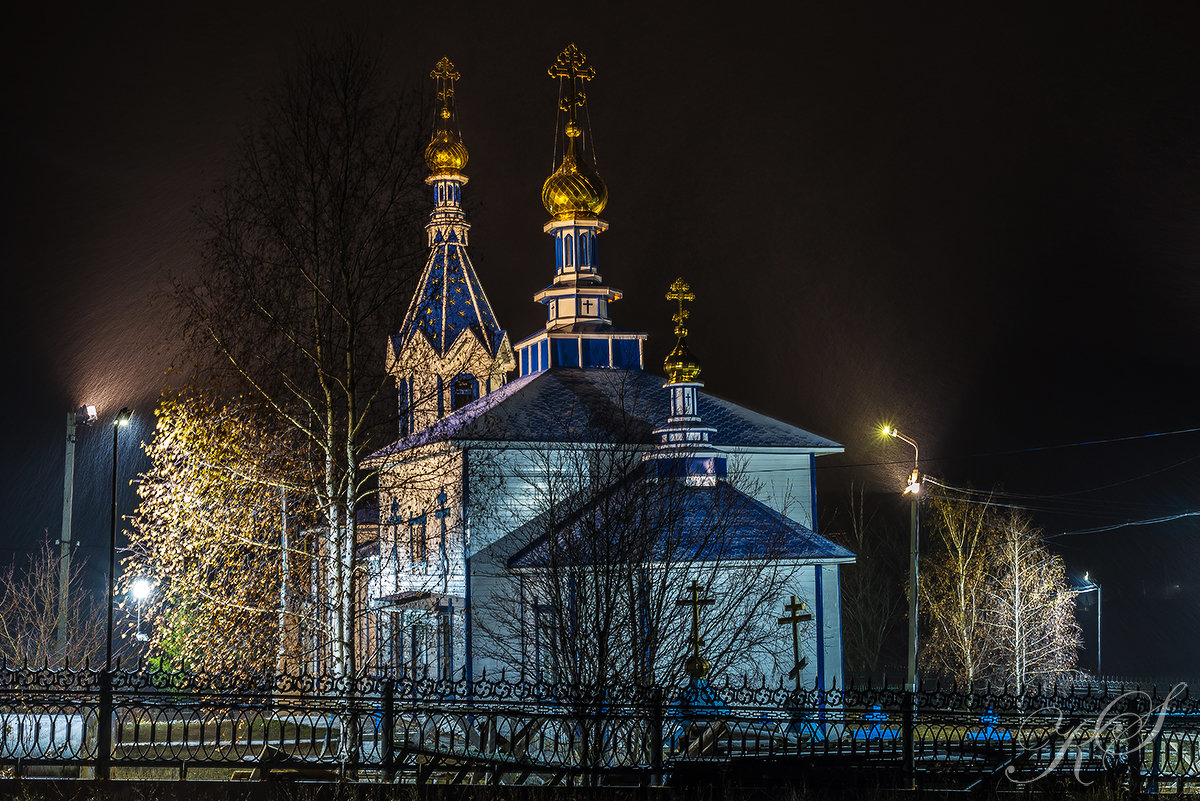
[{"x1": 1, "y1": 665, "x2": 1197, "y2": 789}]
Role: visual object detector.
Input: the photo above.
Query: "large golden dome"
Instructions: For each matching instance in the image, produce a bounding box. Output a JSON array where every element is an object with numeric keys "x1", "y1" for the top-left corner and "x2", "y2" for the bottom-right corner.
[
  {"x1": 426, "y1": 109, "x2": 469, "y2": 175},
  {"x1": 542, "y1": 124, "x2": 607, "y2": 219}
]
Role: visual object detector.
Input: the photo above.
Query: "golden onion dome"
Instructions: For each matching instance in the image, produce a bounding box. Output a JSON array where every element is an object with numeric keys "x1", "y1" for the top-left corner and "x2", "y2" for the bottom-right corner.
[
  {"x1": 664, "y1": 338, "x2": 701, "y2": 384},
  {"x1": 425, "y1": 109, "x2": 469, "y2": 175},
  {"x1": 541, "y1": 123, "x2": 607, "y2": 219}
]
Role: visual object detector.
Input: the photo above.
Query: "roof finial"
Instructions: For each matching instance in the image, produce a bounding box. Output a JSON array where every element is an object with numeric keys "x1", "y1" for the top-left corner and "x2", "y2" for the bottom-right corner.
[
  {"x1": 542, "y1": 45, "x2": 607, "y2": 219},
  {"x1": 664, "y1": 277, "x2": 701, "y2": 384},
  {"x1": 425, "y1": 57, "x2": 468, "y2": 175}
]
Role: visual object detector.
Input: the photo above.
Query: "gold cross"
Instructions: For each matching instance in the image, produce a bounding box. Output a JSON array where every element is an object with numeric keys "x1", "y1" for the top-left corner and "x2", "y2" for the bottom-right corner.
[
  {"x1": 677, "y1": 579, "x2": 714, "y2": 660},
  {"x1": 430, "y1": 57, "x2": 460, "y2": 114},
  {"x1": 549, "y1": 44, "x2": 594, "y2": 118},
  {"x1": 778, "y1": 595, "x2": 813, "y2": 682},
  {"x1": 666, "y1": 277, "x2": 695, "y2": 337}
]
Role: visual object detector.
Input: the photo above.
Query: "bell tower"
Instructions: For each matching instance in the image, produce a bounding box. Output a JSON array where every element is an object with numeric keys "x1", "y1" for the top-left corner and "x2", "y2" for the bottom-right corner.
[{"x1": 389, "y1": 58, "x2": 515, "y2": 435}]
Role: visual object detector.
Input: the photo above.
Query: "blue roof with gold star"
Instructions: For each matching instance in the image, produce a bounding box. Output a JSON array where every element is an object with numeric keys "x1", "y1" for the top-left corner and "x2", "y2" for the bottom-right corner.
[{"x1": 396, "y1": 231, "x2": 507, "y2": 357}]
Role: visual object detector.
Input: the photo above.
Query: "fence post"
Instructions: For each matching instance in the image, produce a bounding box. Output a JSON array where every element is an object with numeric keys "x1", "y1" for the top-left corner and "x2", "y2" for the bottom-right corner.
[
  {"x1": 902, "y1": 689, "x2": 915, "y2": 789},
  {"x1": 382, "y1": 677, "x2": 395, "y2": 782},
  {"x1": 96, "y1": 669, "x2": 112, "y2": 780},
  {"x1": 650, "y1": 686, "x2": 664, "y2": 786}
]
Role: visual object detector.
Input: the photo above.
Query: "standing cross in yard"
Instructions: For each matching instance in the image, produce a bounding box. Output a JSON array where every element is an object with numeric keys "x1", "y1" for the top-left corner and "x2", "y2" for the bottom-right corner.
[
  {"x1": 778, "y1": 595, "x2": 812, "y2": 686},
  {"x1": 678, "y1": 579, "x2": 714, "y2": 679}
]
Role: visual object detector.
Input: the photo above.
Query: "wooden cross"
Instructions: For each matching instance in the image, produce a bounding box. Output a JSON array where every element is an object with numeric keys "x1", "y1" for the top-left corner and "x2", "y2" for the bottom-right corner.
[
  {"x1": 666, "y1": 277, "x2": 695, "y2": 338},
  {"x1": 778, "y1": 595, "x2": 813, "y2": 683},
  {"x1": 677, "y1": 579, "x2": 714, "y2": 661}
]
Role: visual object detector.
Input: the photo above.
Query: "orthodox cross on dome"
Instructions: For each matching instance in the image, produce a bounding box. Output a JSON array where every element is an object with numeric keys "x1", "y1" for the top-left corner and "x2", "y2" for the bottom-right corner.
[
  {"x1": 664, "y1": 277, "x2": 701, "y2": 384},
  {"x1": 778, "y1": 595, "x2": 812, "y2": 685},
  {"x1": 667, "y1": 277, "x2": 695, "y2": 339},
  {"x1": 549, "y1": 43, "x2": 595, "y2": 122},
  {"x1": 677, "y1": 579, "x2": 714, "y2": 679},
  {"x1": 431, "y1": 57, "x2": 460, "y2": 111}
]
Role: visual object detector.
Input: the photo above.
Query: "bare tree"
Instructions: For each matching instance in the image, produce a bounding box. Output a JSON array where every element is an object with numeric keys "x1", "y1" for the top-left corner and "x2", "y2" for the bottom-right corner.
[
  {"x1": 471, "y1": 374, "x2": 814, "y2": 692},
  {"x1": 981, "y1": 509, "x2": 1080, "y2": 692},
  {"x1": 921, "y1": 490, "x2": 1080, "y2": 687},
  {"x1": 182, "y1": 34, "x2": 428, "y2": 683},
  {"x1": 0, "y1": 538, "x2": 103, "y2": 668},
  {"x1": 919, "y1": 491, "x2": 998, "y2": 685},
  {"x1": 826, "y1": 485, "x2": 906, "y2": 680}
]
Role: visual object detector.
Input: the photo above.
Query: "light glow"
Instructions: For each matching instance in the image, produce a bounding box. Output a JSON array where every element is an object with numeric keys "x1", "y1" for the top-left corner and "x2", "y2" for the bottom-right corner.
[{"x1": 131, "y1": 578, "x2": 153, "y2": 601}]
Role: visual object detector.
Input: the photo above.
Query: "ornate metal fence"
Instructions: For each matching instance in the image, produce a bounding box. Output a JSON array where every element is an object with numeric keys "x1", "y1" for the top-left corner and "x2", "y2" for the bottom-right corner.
[{"x1": 1, "y1": 665, "x2": 1197, "y2": 790}]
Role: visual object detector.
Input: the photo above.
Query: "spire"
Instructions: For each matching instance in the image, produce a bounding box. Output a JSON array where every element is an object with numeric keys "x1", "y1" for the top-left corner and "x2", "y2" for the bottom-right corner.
[
  {"x1": 542, "y1": 44, "x2": 607, "y2": 219},
  {"x1": 391, "y1": 59, "x2": 514, "y2": 435},
  {"x1": 649, "y1": 277, "x2": 724, "y2": 485},
  {"x1": 425, "y1": 58, "x2": 468, "y2": 176}
]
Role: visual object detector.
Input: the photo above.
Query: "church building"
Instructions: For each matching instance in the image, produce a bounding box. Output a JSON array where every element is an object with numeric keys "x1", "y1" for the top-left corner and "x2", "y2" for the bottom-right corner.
[{"x1": 362, "y1": 49, "x2": 852, "y2": 690}]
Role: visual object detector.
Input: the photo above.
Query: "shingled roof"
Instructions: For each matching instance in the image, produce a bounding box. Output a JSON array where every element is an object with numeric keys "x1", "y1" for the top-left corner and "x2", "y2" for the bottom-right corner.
[
  {"x1": 368, "y1": 368, "x2": 842, "y2": 459},
  {"x1": 506, "y1": 470, "x2": 854, "y2": 568}
]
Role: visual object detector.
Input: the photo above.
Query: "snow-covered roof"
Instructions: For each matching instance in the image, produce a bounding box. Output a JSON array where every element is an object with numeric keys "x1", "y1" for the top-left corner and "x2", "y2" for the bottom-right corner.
[
  {"x1": 367, "y1": 368, "x2": 842, "y2": 460},
  {"x1": 506, "y1": 470, "x2": 854, "y2": 568}
]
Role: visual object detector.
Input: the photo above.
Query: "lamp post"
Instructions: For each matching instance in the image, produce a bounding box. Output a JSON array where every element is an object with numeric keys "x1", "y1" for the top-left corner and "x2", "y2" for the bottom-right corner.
[
  {"x1": 1074, "y1": 572, "x2": 1102, "y2": 677},
  {"x1": 58, "y1": 404, "x2": 97, "y2": 661},
  {"x1": 105, "y1": 408, "x2": 133, "y2": 673},
  {"x1": 130, "y1": 578, "x2": 153, "y2": 643},
  {"x1": 883, "y1": 425, "x2": 921, "y2": 692}
]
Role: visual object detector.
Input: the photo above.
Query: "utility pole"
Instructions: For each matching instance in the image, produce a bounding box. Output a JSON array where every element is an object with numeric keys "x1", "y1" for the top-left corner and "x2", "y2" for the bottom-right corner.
[{"x1": 58, "y1": 405, "x2": 96, "y2": 661}]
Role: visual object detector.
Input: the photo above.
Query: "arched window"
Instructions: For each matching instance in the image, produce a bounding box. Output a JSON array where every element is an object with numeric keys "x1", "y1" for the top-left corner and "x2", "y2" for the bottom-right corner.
[
  {"x1": 451, "y1": 374, "x2": 479, "y2": 412},
  {"x1": 564, "y1": 234, "x2": 574, "y2": 267}
]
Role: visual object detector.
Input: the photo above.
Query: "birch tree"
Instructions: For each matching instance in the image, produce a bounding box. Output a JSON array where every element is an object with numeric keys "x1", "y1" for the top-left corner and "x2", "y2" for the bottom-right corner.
[
  {"x1": 982, "y1": 510, "x2": 1080, "y2": 691},
  {"x1": 182, "y1": 35, "x2": 427, "y2": 682},
  {"x1": 919, "y1": 491, "x2": 997, "y2": 685},
  {"x1": 127, "y1": 386, "x2": 320, "y2": 681}
]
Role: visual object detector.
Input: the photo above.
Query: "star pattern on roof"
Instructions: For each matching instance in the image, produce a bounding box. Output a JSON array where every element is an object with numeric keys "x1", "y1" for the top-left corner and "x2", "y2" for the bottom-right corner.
[{"x1": 398, "y1": 242, "x2": 507, "y2": 357}]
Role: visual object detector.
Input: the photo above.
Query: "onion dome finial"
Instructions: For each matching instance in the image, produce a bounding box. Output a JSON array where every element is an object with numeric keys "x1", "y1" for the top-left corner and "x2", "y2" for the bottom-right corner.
[
  {"x1": 664, "y1": 277, "x2": 702, "y2": 384},
  {"x1": 542, "y1": 44, "x2": 607, "y2": 219},
  {"x1": 425, "y1": 57, "x2": 469, "y2": 175}
]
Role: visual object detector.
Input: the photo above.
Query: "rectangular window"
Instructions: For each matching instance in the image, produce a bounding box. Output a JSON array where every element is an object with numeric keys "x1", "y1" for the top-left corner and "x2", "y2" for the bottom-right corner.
[
  {"x1": 390, "y1": 612, "x2": 404, "y2": 673},
  {"x1": 581, "y1": 337, "x2": 609, "y2": 368},
  {"x1": 410, "y1": 517, "x2": 427, "y2": 562},
  {"x1": 539, "y1": 339, "x2": 549, "y2": 373},
  {"x1": 534, "y1": 605, "x2": 558, "y2": 684},
  {"x1": 554, "y1": 338, "x2": 580, "y2": 367},
  {"x1": 613, "y1": 339, "x2": 641, "y2": 369},
  {"x1": 437, "y1": 607, "x2": 453, "y2": 680}
]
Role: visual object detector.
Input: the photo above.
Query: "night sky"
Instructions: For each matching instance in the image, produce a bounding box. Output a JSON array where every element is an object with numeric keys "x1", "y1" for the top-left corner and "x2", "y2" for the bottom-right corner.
[{"x1": 3, "y1": 3, "x2": 1199, "y2": 677}]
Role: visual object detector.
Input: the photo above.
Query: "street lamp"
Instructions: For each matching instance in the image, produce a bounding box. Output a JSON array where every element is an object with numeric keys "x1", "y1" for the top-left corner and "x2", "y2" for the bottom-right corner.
[
  {"x1": 1074, "y1": 572, "x2": 1102, "y2": 678},
  {"x1": 130, "y1": 578, "x2": 153, "y2": 643},
  {"x1": 58, "y1": 404, "x2": 97, "y2": 661},
  {"x1": 882, "y1": 425, "x2": 921, "y2": 692},
  {"x1": 105, "y1": 408, "x2": 133, "y2": 673}
]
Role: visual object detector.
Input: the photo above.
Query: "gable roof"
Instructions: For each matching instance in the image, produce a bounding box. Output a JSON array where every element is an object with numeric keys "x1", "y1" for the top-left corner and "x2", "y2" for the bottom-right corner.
[
  {"x1": 506, "y1": 470, "x2": 855, "y2": 568},
  {"x1": 367, "y1": 367, "x2": 842, "y2": 460}
]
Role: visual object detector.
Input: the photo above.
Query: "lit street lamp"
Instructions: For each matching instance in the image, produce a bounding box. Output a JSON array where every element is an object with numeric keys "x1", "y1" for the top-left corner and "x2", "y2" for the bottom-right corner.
[
  {"x1": 1072, "y1": 572, "x2": 1102, "y2": 678},
  {"x1": 882, "y1": 425, "x2": 921, "y2": 692},
  {"x1": 131, "y1": 578, "x2": 153, "y2": 643},
  {"x1": 105, "y1": 408, "x2": 133, "y2": 673},
  {"x1": 58, "y1": 404, "x2": 97, "y2": 661}
]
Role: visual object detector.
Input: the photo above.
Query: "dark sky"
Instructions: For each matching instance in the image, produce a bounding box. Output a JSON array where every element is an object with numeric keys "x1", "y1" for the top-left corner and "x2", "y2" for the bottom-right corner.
[{"x1": 3, "y1": 2, "x2": 1199, "y2": 677}]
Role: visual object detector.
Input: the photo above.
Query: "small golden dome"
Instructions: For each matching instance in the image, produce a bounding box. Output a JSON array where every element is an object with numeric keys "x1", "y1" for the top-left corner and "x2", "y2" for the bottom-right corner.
[
  {"x1": 664, "y1": 338, "x2": 702, "y2": 384},
  {"x1": 542, "y1": 137, "x2": 607, "y2": 219},
  {"x1": 425, "y1": 129, "x2": 468, "y2": 175}
]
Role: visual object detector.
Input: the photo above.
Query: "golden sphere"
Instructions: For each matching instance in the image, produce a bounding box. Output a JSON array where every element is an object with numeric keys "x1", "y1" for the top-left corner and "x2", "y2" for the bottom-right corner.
[
  {"x1": 564, "y1": 121, "x2": 582, "y2": 138},
  {"x1": 425, "y1": 131, "x2": 468, "y2": 174},
  {"x1": 542, "y1": 156, "x2": 607, "y2": 219}
]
